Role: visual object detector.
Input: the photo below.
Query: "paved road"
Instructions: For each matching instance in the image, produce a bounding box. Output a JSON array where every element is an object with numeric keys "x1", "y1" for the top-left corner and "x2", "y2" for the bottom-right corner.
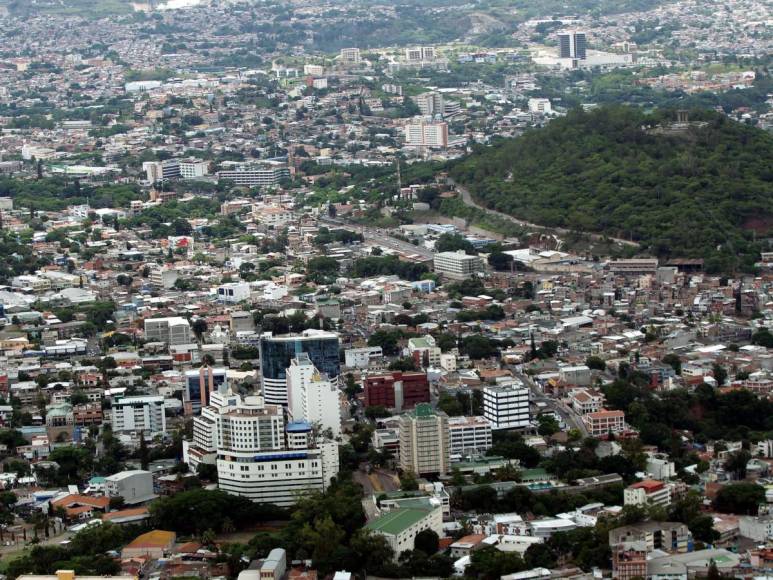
[
  {"x1": 449, "y1": 178, "x2": 640, "y2": 248},
  {"x1": 320, "y1": 216, "x2": 434, "y2": 259},
  {"x1": 517, "y1": 370, "x2": 590, "y2": 437}
]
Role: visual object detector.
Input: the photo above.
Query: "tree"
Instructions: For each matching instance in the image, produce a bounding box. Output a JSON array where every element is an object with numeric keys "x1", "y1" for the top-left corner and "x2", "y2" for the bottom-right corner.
[
  {"x1": 712, "y1": 364, "x2": 727, "y2": 386},
  {"x1": 537, "y1": 415, "x2": 560, "y2": 437},
  {"x1": 192, "y1": 317, "x2": 208, "y2": 340},
  {"x1": 414, "y1": 528, "x2": 439, "y2": 555},
  {"x1": 139, "y1": 431, "x2": 149, "y2": 470},
  {"x1": 585, "y1": 356, "x2": 606, "y2": 371},
  {"x1": 487, "y1": 251, "x2": 513, "y2": 271},
  {"x1": 688, "y1": 514, "x2": 719, "y2": 544},
  {"x1": 399, "y1": 470, "x2": 419, "y2": 491},
  {"x1": 662, "y1": 353, "x2": 682, "y2": 374},
  {"x1": 714, "y1": 482, "x2": 766, "y2": 515},
  {"x1": 388, "y1": 357, "x2": 418, "y2": 372}
]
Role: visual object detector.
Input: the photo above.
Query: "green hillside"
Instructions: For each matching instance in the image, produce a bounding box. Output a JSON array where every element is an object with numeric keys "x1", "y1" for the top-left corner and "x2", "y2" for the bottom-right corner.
[{"x1": 450, "y1": 106, "x2": 773, "y2": 273}]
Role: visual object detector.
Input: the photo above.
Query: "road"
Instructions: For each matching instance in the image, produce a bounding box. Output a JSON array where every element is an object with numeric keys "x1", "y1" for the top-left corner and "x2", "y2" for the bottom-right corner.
[
  {"x1": 516, "y1": 370, "x2": 589, "y2": 437},
  {"x1": 320, "y1": 216, "x2": 435, "y2": 260},
  {"x1": 449, "y1": 178, "x2": 640, "y2": 248}
]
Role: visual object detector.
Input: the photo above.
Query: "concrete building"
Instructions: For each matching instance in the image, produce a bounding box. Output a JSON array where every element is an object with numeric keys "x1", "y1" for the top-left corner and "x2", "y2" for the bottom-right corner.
[
  {"x1": 179, "y1": 159, "x2": 209, "y2": 179},
  {"x1": 558, "y1": 31, "x2": 587, "y2": 60},
  {"x1": 185, "y1": 367, "x2": 228, "y2": 415},
  {"x1": 364, "y1": 372, "x2": 430, "y2": 412},
  {"x1": 344, "y1": 346, "x2": 383, "y2": 368},
  {"x1": 217, "y1": 164, "x2": 289, "y2": 188},
  {"x1": 624, "y1": 479, "x2": 672, "y2": 508},
  {"x1": 612, "y1": 542, "x2": 648, "y2": 580},
  {"x1": 433, "y1": 250, "x2": 483, "y2": 281},
  {"x1": 105, "y1": 470, "x2": 156, "y2": 505},
  {"x1": 144, "y1": 317, "x2": 192, "y2": 346},
  {"x1": 483, "y1": 383, "x2": 530, "y2": 430},
  {"x1": 404, "y1": 120, "x2": 448, "y2": 148},
  {"x1": 398, "y1": 403, "x2": 449, "y2": 476},
  {"x1": 448, "y1": 415, "x2": 492, "y2": 457},
  {"x1": 365, "y1": 502, "x2": 443, "y2": 558},
  {"x1": 286, "y1": 354, "x2": 342, "y2": 437},
  {"x1": 609, "y1": 522, "x2": 691, "y2": 554},
  {"x1": 584, "y1": 409, "x2": 626, "y2": 436},
  {"x1": 339, "y1": 48, "x2": 361, "y2": 64},
  {"x1": 111, "y1": 396, "x2": 166, "y2": 435}
]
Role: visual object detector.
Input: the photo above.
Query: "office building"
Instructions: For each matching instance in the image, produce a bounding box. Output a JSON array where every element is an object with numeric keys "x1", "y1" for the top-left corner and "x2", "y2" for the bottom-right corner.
[
  {"x1": 111, "y1": 396, "x2": 166, "y2": 435},
  {"x1": 217, "y1": 164, "x2": 290, "y2": 188},
  {"x1": 286, "y1": 354, "x2": 342, "y2": 437},
  {"x1": 448, "y1": 415, "x2": 493, "y2": 457},
  {"x1": 259, "y1": 330, "x2": 340, "y2": 406},
  {"x1": 105, "y1": 470, "x2": 156, "y2": 505},
  {"x1": 144, "y1": 317, "x2": 192, "y2": 346},
  {"x1": 178, "y1": 159, "x2": 209, "y2": 179},
  {"x1": 362, "y1": 371, "x2": 430, "y2": 412},
  {"x1": 217, "y1": 419, "x2": 339, "y2": 507},
  {"x1": 404, "y1": 121, "x2": 448, "y2": 148},
  {"x1": 612, "y1": 543, "x2": 648, "y2": 580},
  {"x1": 364, "y1": 372, "x2": 430, "y2": 412},
  {"x1": 185, "y1": 367, "x2": 228, "y2": 415},
  {"x1": 399, "y1": 403, "x2": 449, "y2": 476},
  {"x1": 407, "y1": 335, "x2": 441, "y2": 368},
  {"x1": 433, "y1": 250, "x2": 483, "y2": 281},
  {"x1": 339, "y1": 47, "x2": 361, "y2": 64},
  {"x1": 558, "y1": 31, "x2": 587, "y2": 60},
  {"x1": 142, "y1": 159, "x2": 181, "y2": 182},
  {"x1": 483, "y1": 383, "x2": 530, "y2": 430},
  {"x1": 344, "y1": 346, "x2": 383, "y2": 368},
  {"x1": 405, "y1": 46, "x2": 436, "y2": 62}
]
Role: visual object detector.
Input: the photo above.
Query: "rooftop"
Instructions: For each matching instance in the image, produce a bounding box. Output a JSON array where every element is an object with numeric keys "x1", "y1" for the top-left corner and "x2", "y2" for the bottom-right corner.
[{"x1": 365, "y1": 508, "x2": 432, "y2": 536}]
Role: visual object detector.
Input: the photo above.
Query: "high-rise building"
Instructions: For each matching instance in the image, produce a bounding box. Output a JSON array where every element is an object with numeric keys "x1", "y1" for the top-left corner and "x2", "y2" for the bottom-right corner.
[
  {"x1": 399, "y1": 403, "x2": 450, "y2": 476},
  {"x1": 258, "y1": 330, "x2": 341, "y2": 406},
  {"x1": 364, "y1": 371, "x2": 430, "y2": 412},
  {"x1": 286, "y1": 354, "x2": 342, "y2": 437},
  {"x1": 433, "y1": 250, "x2": 484, "y2": 280},
  {"x1": 413, "y1": 92, "x2": 444, "y2": 116},
  {"x1": 405, "y1": 47, "x2": 436, "y2": 62},
  {"x1": 111, "y1": 396, "x2": 166, "y2": 435},
  {"x1": 142, "y1": 159, "x2": 181, "y2": 183},
  {"x1": 144, "y1": 317, "x2": 192, "y2": 346},
  {"x1": 483, "y1": 383, "x2": 530, "y2": 430},
  {"x1": 404, "y1": 121, "x2": 448, "y2": 148},
  {"x1": 186, "y1": 391, "x2": 338, "y2": 507},
  {"x1": 448, "y1": 415, "x2": 493, "y2": 457},
  {"x1": 216, "y1": 163, "x2": 290, "y2": 188},
  {"x1": 558, "y1": 31, "x2": 587, "y2": 60},
  {"x1": 184, "y1": 367, "x2": 228, "y2": 415},
  {"x1": 339, "y1": 48, "x2": 361, "y2": 64}
]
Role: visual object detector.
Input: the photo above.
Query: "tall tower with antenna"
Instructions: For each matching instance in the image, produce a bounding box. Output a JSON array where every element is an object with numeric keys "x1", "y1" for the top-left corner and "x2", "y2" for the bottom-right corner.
[{"x1": 395, "y1": 157, "x2": 402, "y2": 200}]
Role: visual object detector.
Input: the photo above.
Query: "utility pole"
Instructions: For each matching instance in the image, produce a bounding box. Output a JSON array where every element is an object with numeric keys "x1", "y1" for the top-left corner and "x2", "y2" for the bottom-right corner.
[{"x1": 395, "y1": 157, "x2": 402, "y2": 200}]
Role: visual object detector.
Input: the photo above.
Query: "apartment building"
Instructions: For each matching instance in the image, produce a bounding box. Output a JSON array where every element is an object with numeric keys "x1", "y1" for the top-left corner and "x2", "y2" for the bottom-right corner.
[
  {"x1": 404, "y1": 120, "x2": 448, "y2": 148},
  {"x1": 399, "y1": 404, "x2": 449, "y2": 476}
]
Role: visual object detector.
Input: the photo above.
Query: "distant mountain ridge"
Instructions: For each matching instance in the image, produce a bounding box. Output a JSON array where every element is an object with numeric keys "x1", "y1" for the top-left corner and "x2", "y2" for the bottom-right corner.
[{"x1": 449, "y1": 106, "x2": 773, "y2": 273}]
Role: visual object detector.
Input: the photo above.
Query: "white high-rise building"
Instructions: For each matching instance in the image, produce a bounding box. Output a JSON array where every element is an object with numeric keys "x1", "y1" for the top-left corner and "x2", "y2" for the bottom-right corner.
[
  {"x1": 179, "y1": 159, "x2": 209, "y2": 179},
  {"x1": 185, "y1": 390, "x2": 338, "y2": 507},
  {"x1": 286, "y1": 354, "x2": 342, "y2": 437},
  {"x1": 405, "y1": 121, "x2": 448, "y2": 148},
  {"x1": 483, "y1": 382, "x2": 530, "y2": 430},
  {"x1": 111, "y1": 396, "x2": 166, "y2": 435},
  {"x1": 339, "y1": 48, "x2": 361, "y2": 64}
]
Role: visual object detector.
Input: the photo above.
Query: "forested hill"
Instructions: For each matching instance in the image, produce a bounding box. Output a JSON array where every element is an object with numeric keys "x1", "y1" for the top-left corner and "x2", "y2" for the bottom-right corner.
[{"x1": 449, "y1": 106, "x2": 773, "y2": 273}]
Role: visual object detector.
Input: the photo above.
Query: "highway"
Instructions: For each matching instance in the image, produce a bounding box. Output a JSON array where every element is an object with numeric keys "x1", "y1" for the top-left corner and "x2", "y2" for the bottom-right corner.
[
  {"x1": 319, "y1": 215, "x2": 435, "y2": 260},
  {"x1": 448, "y1": 178, "x2": 640, "y2": 249}
]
